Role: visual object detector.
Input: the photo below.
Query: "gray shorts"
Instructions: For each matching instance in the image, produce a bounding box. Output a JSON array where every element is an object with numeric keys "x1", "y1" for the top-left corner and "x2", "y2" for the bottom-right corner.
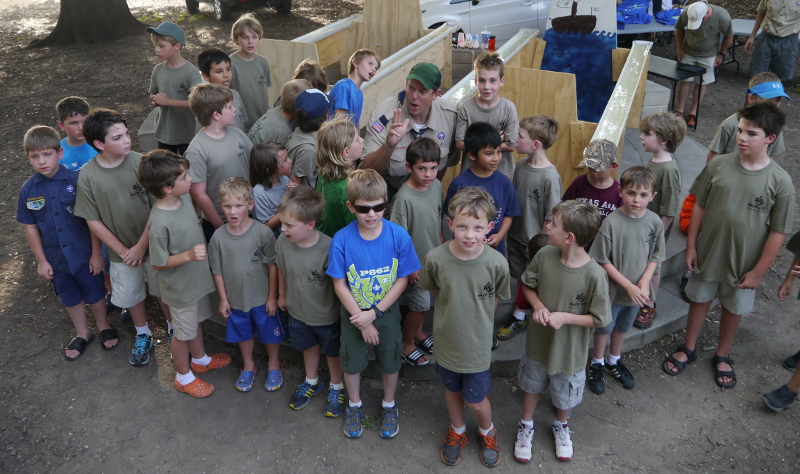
[
  {"x1": 749, "y1": 32, "x2": 799, "y2": 80},
  {"x1": 684, "y1": 275, "x2": 755, "y2": 315},
  {"x1": 398, "y1": 283, "x2": 431, "y2": 312},
  {"x1": 517, "y1": 353, "x2": 585, "y2": 410},
  {"x1": 169, "y1": 293, "x2": 212, "y2": 341},
  {"x1": 595, "y1": 304, "x2": 639, "y2": 335}
]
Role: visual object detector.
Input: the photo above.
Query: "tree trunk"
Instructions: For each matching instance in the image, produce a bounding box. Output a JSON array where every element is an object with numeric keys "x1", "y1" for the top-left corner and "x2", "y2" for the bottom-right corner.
[{"x1": 29, "y1": 0, "x2": 146, "y2": 48}]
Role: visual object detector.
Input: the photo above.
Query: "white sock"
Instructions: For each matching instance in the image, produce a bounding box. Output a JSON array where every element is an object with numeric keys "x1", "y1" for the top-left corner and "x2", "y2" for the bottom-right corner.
[
  {"x1": 348, "y1": 400, "x2": 362, "y2": 408},
  {"x1": 135, "y1": 324, "x2": 150, "y2": 336},
  {"x1": 452, "y1": 424, "x2": 466, "y2": 435},
  {"x1": 167, "y1": 322, "x2": 174, "y2": 332},
  {"x1": 192, "y1": 354, "x2": 211, "y2": 365},
  {"x1": 330, "y1": 382, "x2": 344, "y2": 390},
  {"x1": 306, "y1": 377, "x2": 319, "y2": 386},
  {"x1": 478, "y1": 423, "x2": 494, "y2": 436},
  {"x1": 512, "y1": 310, "x2": 526, "y2": 321},
  {"x1": 175, "y1": 371, "x2": 195, "y2": 385},
  {"x1": 607, "y1": 354, "x2": 620, "y2": 366},
  {"x1": 382, "y1": 399, "x2": 395, "y2": 409},
  {"x1": 554, "y1": 419, "x2": 567, "y2": 428},
  {"x1": 520, "y1": 419, "x2": 534, "y2": 428},
  {"x1": 592, "y1": 357, "x2": 604, "y2": 366}
]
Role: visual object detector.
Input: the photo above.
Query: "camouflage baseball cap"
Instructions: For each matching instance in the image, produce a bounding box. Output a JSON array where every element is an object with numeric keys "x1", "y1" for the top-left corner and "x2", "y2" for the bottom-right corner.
[{"x1": 579, "y1": 138, "x2": 618, "y2": 171}]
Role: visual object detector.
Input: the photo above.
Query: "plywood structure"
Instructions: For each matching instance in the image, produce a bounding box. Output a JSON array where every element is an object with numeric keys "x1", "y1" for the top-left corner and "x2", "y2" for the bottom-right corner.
[
  {"x1": 612, "y1": 47, "x2": 651, "y2": 129},
  {"x1": 504, "y1": 38, "x2": 547, "y2": 70},
  {"x1": 255, "y1": 39, "x2": 319, "y2": 107},
  {"x1": 359, "y1": 0, "x2": 426, "y2": 57}
]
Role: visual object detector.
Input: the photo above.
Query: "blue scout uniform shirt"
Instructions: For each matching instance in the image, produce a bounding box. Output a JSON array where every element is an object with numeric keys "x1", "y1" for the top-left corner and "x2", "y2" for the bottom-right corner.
[{"x1": 16, "y1": 166, "x2": 93, "y2": 275}]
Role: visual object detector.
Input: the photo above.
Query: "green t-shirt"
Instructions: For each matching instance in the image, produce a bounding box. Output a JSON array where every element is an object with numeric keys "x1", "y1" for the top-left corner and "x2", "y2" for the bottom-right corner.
[
  {"x1": 509, "y1": 162, "x2": 562, "y2": 245},
  {"x1": 74, "y1": 151, "x2": 154, "y2": 263},
  {"x1": 521, "y1": 245, "x2": 611, "y2": 375},
  {"x1": 230, "y1": 53, "x2": 272, "y2": 131},
  {"x1": 208, "y1": 220, "x2": 276, "y2": 311},
  {"x1": 275, "y1": 232, "x2": 340, "y2": 326},
  {"x1": 455, "y1": 97, "x2": 519, "y2": 179},
  {"x1": 709, "y1": 112, "x2": 785, "y2": 157},
  {"x1": 316, "y1": 176, "x2": 356, "y2": 238},
  {"x1": 675, "y1": 6, "x2": 734, "y2": 58},
  {"x1": 589, "y1": 209, "x2": 665, "y2": 305},
  {"x1": 647, "y1": 158, "x2": 681, "y2": 218},
  {"x1": 148, "y1": 195, "x2": 215, "y2": 307},
  {"x1": 288, "y1": 128, "x2": 318, "y2": 188},
  {"x1": 195, "y1": 88, "x2": 248, "y2": 134},
  {"x1": 389, "y1": 180, "x2": 444, "y2": 264},
  {"x1": 418, "y1": 243, "x2": 511, "y2": 373},
  {"x1": 247, "y1": 106, "x2": 293, "y2": 146},
  {"x1": 691, "y1": 153, "x2": 795, "y2": 284},
  {"x1": 149, "y1": 61, "x2": 202, "y2": 145},
  {"x1": 185, "y1": 127, "x2": 253, "y2": 223}
]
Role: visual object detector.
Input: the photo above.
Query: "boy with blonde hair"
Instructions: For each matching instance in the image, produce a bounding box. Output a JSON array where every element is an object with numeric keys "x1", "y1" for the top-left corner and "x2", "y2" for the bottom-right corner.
[
  {"x1": 327, "y1": 169, "x2": 420, "y2": 439},
  {"x1": 17, "y1": 125, "x2": 116, "y2": 360},
  {"x1": 229, "y1": 13, "x2": 272, "y2": 131},
  {"x1": 499, "y1": 114, "x2": 562, "y2": 342},
  {"x1": 328, "y1": 49, "x2": 381, "y2": 126},
  {"x1": 455, "y1": 52, "x2": 519, "y2": 179},
  {"x1": 249, "y1": 79, "x2": 311, "y2": 146},
  {"x1": 209, "y1": 177, "x2": 283, "y2": 392},
  {"x1": 515, "y1": 201, "x2": 611, "y2": 463},
  {"x1": 139, "y1": 150, "x2": 230, "y2": 397},
  {"x1": 419, "y1": 187, "x2": 511, "y2": 468},
  {"x1": 55, "y1": 96, "x2": 95, "y2": 171},
  {"x1": 587, "y1": 167, "x2": 664, "y2": 394},
  {"x1": 145, "y1": 21, "x2": 202, "y2": 155},
  {"x1": 196, "y1": 48, "x2": 248, "y2": 131},
  {"x1": 186, "y1": 83, "x2": 254, "y2": 239},
  {"x1": 276, "y1": 187, "x2": 346, "y2": 416}
]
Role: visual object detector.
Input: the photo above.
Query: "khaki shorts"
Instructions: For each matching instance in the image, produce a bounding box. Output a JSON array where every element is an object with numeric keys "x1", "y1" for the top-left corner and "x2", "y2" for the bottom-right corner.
[
  {"x1": 517, "y1": 353, "x2": 585, "y2": 410},
  {"x1": 398, "y1": 283, "x2": 432, "y2": 312},
  {"x1": 109, "y1": 258, "x2": 161, "y2": 308},
  {"x1": 684, "y1": 276, "x2": 755, "y2": 315},
  {"x1": 680, "y1": 53, "x2": 716, "y2": 85},
  {"x1": 169, "y1": 293, "x2": 212, "y2": 341}
]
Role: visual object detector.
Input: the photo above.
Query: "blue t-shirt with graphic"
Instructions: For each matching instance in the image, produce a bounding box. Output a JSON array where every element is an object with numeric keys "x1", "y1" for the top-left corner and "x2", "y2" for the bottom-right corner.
[
  {"x1": 444, "y1": 168, "x2": 521, "y2": 256},
  {"x1": 327, "y1": 219, "x2": 420, "y2": 310},
  {"x1": 59, "y1": 138, "x2": 96, "y2": 171},
  {"x1": 328, "y1": 78, "x2": 363, "y2": 127}
]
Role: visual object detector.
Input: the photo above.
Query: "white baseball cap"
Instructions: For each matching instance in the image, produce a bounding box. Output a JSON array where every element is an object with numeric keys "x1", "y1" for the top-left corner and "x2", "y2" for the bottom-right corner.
[{"x1": 686, "y1": 2, "x2": 709, "y2": 30}]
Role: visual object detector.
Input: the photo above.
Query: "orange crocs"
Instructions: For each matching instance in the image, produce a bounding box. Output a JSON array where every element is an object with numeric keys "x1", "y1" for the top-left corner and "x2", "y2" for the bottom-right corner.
[
  {"x1": 174, "y1": 377, "x2": 215, "y2": 398},
  {"x1": 191, "y1": 353, "x2": 233, "y2": 373}
]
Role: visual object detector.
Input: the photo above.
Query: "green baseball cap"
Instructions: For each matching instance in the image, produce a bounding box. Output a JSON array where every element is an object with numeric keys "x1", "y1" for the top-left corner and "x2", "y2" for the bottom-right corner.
[
  {"x1": 145, "y1": 21, "x2": 186, "y2": 46},
  {"x1": 406, "y1": 62, "x2": 442, "y2": 90}
]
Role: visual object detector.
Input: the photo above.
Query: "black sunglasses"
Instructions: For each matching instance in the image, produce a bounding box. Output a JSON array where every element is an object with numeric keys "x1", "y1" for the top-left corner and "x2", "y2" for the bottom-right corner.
[{"x1": 352, "y1": 201, "x2": 387, "y2": 214}]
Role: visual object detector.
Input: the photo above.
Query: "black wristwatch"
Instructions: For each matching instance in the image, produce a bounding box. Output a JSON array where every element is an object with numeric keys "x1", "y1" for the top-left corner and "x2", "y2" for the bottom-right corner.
[{"x1": 371, "y1": 304, "x2": 384, "y2": 319}]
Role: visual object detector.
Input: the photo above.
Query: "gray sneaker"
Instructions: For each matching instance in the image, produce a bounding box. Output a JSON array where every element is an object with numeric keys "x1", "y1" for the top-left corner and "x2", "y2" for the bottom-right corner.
[
  {"x1": 783, "y1": 350, "x2": 800, "y2": 371},
  {"x1": 379, "y1": 405, "x2": 399, "y2": 438},
  {"x1": 762, "y1": 385, "x2": 798, "y2": 412},
  {"x1": 343, "y1": 405, "x2": 363, "y2": 438},
  {"x1": 478, "y1": 427, "x2": 501, "y2": 467}
]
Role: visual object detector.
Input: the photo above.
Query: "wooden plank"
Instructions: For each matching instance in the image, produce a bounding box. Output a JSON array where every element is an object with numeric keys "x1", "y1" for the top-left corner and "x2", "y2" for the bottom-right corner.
[
  {"x1": 505, "y1": 38, "x2": 546, "y2": 70},
  {"x1": 256, "y1": 39, "x2": 318, "y2": 106},
  {"x1": 503, "y1": 66, "x2": 579, "y2": 189},
  {"x1": 314, "y1": 29, "x2": 350, "y2": 71},
  {"x1": 359, "y1": 0, "x2": 425, "y2": 59}
]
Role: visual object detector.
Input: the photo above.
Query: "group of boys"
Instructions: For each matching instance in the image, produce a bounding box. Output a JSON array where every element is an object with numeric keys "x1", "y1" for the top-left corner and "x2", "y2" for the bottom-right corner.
[{"x1": 15, "y1": 11, "x2": 799, "y2": 470}]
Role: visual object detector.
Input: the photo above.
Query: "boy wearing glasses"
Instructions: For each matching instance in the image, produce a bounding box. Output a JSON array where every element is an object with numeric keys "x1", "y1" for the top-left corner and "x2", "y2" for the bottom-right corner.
[{"x1": 326, "y1": 169, "x2": 421, "y2": 440}]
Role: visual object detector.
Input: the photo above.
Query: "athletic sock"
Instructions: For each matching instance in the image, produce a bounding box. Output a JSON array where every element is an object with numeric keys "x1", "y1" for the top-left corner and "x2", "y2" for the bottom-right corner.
[
  {"x1": 478, "y1": 423, "x2": 494, "y2": 436},
  {"x1": 175, "y1": 371, "x2": 195, "y2": 385},
  {"x1": 520, "y1": 419, "x2": 533, "y2": 429},
  {"x1": 192, "y1": 354, "x2": 212, "y2": 366},
  {"x1": 306, "y1": 377, "x2": 319, "y2": 386},
  {"x1": 512, "y1": 310, "x2": 526, "y2": 321},
  {"x1": 135, "y1": 324, "x2": 151, "y2": 336},
  {"x1": 167, "y1": 322, "x2": 174, "y2": 332},
  {"x1": 452, "y1": 424, "x2": 466, "y2": 435},
  {"x1": 607, "y1": 353, "x2": 621, "y2": 366},
  {"x1": 330, "y1": 382, "x2": 344, "y2": 390},
  {"x1": 348, "y1": 400, "x2": 362, "y2": 408},
  {"x1": 592, "y1": 357, "x2": 604, "y2": 366},
  {"x1": 382, "y1": 399, "x2": 395, "y2": 409}
]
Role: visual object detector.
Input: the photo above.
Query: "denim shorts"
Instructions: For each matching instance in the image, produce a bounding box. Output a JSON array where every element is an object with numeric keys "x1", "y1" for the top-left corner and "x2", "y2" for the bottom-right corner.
[
  {"x1": 288, "y1": 315, "x2": 341, "y2": 357},
  {"x1": 435, "y1": 363, "x2": 492, "y2": 404}
]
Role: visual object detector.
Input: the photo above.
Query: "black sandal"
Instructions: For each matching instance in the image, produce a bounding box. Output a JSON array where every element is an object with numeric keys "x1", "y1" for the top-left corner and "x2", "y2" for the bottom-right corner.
[
  {"x1": 711, "y1": 355, "x2": 736, "y2": 388},
  {"x1": 415, "y1": 336, "x2": 434, "y2": 355},
  {"x1": 100, "y1": 326, "x2": 120, "y2": 351},
  {"x1": 65, "y1": 333, "x2": 95, "y2": 361},
  {"x1": 401, "y1": 349, "x2": 430, "y2": 366},
  {"x1": 662, "y1": 344, "x2": 697, "y2": 376}
]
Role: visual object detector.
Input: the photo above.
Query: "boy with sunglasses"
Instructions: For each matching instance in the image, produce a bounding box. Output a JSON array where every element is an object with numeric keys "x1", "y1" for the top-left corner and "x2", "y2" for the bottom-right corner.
[{"x1": 327, "y1": 169, "x2": 420, "y2": 440}]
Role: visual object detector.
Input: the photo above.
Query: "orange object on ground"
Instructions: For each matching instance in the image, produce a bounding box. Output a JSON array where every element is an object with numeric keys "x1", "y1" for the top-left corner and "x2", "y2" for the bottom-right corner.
[{"x1": 679, "y1": 193, "x2": 696, "y2": 235}]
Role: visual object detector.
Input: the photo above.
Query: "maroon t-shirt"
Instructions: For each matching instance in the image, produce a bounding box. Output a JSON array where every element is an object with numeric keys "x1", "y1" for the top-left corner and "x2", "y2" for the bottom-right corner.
[{"x1": 562, "y1": 174, "x2": 622, "y2": 222}]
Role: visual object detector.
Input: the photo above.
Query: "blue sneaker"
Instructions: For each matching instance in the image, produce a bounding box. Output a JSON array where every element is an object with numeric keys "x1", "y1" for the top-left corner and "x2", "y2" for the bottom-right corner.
[
  {"x1": 129, "y1": 334, "x2": 153, "y2": 366},
  {"x1": 343, "y1": 405, "x2": 363, "y2": 438},
  {"x1": 324, "y1": 385, "x2": 346, "y2": 417},
  {"x1": 289, "y1": 381, "x2": 320, "y2": 410},
  {"x1": 380, "y1": 405, "x2": 400, "y2": 438}
]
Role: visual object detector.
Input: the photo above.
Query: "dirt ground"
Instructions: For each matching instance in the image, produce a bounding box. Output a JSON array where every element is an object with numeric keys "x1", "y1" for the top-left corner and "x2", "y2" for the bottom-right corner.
[{"x1": 1, "y1": 0, "x2": 798, "y2": 472}]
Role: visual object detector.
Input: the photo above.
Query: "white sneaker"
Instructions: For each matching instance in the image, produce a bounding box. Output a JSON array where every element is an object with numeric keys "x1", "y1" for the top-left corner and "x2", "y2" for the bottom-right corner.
[
  {"x1": 553, "y1": 421, "x2": 573, "y2": 461},
  {"x1": 514, "y1": 422, "x2": 535, "y2": 462}
]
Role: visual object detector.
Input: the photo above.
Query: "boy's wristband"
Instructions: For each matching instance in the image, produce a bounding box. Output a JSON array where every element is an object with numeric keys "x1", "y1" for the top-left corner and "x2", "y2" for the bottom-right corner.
[{"x1": 370, "y1": 304, "x2": 384, "y2": 319}]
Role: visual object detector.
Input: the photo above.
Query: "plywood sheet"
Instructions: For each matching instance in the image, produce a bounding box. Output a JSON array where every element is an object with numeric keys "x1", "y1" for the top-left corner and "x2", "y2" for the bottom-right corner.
[
  {"x1": 256, "y1": 39, "x2": 318, "y2": 105},
  {"x1": 315, "y1": 29, "x2": 349, "y2": 71},
  {"x1": 505, "y1": 38, "x2": 546, "y2": 70},
  {"x1": 568, "y1": 120, "x2": 623, "y2": 180},
  {"x1": 359, "y1": 0, "x2": 425, "y2": 59}
]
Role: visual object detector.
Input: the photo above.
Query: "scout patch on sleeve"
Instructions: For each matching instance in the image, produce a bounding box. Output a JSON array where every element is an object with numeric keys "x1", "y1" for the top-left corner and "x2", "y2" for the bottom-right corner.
[
  {"x1": 371, "y1": 120, "x2": 385, "y2": 133},
  {"x1": 27, "y1": 197, "x2": 45, "y2": 210}
]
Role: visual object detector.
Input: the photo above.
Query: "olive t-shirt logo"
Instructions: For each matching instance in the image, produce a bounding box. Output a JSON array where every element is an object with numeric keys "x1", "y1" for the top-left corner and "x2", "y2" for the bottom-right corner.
[
  {"x1": 747, "y1": 195, "x2": 766, "y2": 212},
  {"x1": 131, "y1": 182, "x2": 146, "y2": 198},
  {"x1": 308, "y1": 269, "x2": 324, "y2": 283},
  {"x1": 177, "y1": 83, "x2": 191, "y2": 96},
  {"x1": 258, "y1": 74, "x2": 268, "y2": 86},
  {"x1": 238, "y1": 142, "x2": 247, "y2": 161},
  {"x1": 478, "y1": 282, "x2": 495, "y2": 299},
  {"x1": 527, "y1": 188, "x2": 542, "y2": 204},
  {"x1": 251, "y1": 248, "x2": 262, "y2": 264},
  {"x1": 569, "y1": 292, "x2": 587, "y2": 308},
  {"x1": 646, "y1": 230, "x2": 657, "y2": 244}
]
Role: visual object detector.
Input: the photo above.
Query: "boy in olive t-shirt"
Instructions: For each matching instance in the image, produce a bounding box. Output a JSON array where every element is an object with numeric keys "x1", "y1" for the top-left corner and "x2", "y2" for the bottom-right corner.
[
  {"x1": 139, "y1": 150, "x2": 231, "y2": 398},
  {"x1": 664, "y1": 102, "x2": 794, "y2": 389},
  {"x1": 419, "y1": 187, "x2": 510, "y2": 468},
  {"x1": 516, "y1": 201, "x2": 610, "y2": 463}
]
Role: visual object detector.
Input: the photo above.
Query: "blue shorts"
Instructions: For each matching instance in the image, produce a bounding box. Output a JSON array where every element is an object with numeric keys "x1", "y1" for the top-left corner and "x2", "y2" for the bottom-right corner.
[
  {"x1": 288, "y1": 316, "x2": 341, "y2": 357},
  {"x1": 225, "y1": 306, "x2": 286, "y2": 344},
  {"x1": 595, "y1": 304, "x2": 639, "y2": 335},
  {"x1": 52, "y1": 266, "x2": 107, "y2": 308},
  {"x1": 435, "y1": 364, "x2": 492, "y2": 404}
]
